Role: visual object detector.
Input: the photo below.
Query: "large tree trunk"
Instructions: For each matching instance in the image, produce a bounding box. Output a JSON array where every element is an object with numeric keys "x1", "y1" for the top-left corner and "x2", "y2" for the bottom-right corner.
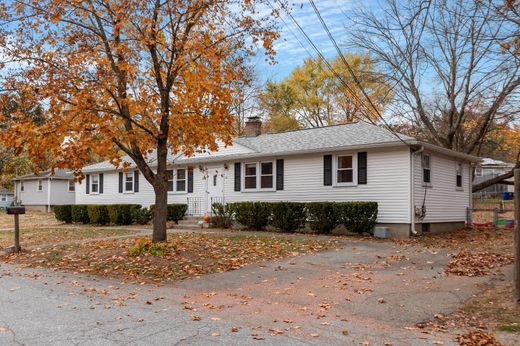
[{"x1": 152, "y1": 182, "x2": 168, "y2": 242}]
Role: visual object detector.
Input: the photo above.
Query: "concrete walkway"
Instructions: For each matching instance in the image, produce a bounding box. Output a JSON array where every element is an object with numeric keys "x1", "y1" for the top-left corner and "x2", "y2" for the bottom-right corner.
[{"x1": 0, "y1": 236, "x2": 510, "y2": 345}]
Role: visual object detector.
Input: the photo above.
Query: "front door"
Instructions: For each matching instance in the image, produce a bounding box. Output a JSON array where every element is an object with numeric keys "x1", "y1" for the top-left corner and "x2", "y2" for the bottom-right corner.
[{"x1": 206, "y1": 168, "x2": 224, "y2": 215}]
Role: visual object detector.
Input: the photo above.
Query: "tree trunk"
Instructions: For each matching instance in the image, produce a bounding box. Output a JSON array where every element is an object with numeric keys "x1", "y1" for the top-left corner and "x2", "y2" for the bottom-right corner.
[{"x1": 152, "y1": 183, "x2": 168, "y2": 242}]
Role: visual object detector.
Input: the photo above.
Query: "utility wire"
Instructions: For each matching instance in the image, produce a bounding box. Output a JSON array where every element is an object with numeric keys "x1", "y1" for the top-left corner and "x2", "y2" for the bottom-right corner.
[
  {"x1": 306, "y1": 0, "x2": 411, "y2": 146},
  {"x1": 269, "y1": 0, "x2": 378, "y2": 125}
]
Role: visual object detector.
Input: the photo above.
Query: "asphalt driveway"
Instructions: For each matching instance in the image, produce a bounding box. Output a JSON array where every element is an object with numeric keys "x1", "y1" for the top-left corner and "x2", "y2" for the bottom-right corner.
[{"x1": 0, "y1": 238, "x2": 510, "y2": 345}]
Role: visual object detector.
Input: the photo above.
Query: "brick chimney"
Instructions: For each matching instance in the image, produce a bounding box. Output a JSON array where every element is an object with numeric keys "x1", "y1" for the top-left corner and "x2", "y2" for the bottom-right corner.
[{"x1": 244, "y1": 116, "x2": 262, "y2": 137}]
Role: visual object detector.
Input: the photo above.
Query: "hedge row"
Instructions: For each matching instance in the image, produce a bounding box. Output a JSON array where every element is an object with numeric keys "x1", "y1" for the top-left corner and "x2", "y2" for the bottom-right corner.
[
  {"x1": 150, "y1": 204, "x2": 187, "y2": 223},
  {"x1": 54, "y1": 204, "x2": 156, "y2": 225},
  {"x1": 212, "y1": 201, "x2": 378, "y2": 234}
]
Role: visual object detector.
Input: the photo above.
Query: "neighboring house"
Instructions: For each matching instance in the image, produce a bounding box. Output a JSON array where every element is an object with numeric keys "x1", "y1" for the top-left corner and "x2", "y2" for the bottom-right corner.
[
  {"x1": 76, "y1": 119, "x2": 478, "y2": 238},
  {"x1": 13, "y1": 169, "x2": 76, "y2": 212},
  {"x1": 473, "y1": 158, "x2": 515, "y2": 198},
  {"x1": 0, "y1": 188, "x2": 14, "y2": 209}
]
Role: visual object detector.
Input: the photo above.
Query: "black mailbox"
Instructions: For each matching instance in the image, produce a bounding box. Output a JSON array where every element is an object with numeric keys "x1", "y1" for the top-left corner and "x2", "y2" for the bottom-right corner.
[{"x1": 6, "y1": 206, "x2": 26, "y2": 215}]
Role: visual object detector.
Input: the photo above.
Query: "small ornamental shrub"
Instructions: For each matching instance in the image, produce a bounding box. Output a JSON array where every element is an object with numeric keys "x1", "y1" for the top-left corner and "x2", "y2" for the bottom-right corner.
[
  {"x1": 107, "y1": 204, "x2": 140, "y2": 225},
  {"x1": 71, "y1": 205, "x2": 90, "y2": 224},
  {"x1": 270, "y1": 202, "x2": 307, "y2": 232},
  {"x1": 54, "y1": 205, "x2": 72, "y2": 223},
  {"x1": 211, "y1": 203, "x2": 234, "y2": 228},
  {"x1": 132, "y1": 207, "x2": 152, "y2": 225},
  {"x1": 128, "y1": 237, "x2": 169, "y2": 256},
  {"x1": 334, "y1": 202, "x2": 378, "y2": 234},
  {"x1": 306, "y1": 202, "x2": 337, "y2": 234},
  {"x1": 87, "y1": 205, "x2": 109, "y2": 225},
  {"x1": 150, "y1": 204, "x2": 188, "y2": 223},
  {"x1": 230, "y1": 202, "x2": 272, "y2": 230}
]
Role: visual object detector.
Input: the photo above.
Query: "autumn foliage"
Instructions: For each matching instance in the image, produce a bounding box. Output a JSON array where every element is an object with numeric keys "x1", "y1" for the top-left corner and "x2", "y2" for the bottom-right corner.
[{"x1": 0, "y1": 0, "x2": 279, "y2": 241}]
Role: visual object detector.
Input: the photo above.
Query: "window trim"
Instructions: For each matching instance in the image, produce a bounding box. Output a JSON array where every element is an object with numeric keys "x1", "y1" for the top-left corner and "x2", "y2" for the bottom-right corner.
[
  {"x1": 475, "y1": 166, "x2": 483, "y2": 177},
  {"x1": 38, "y1": 179, "x2": 43, "y2": 191},
  {"x1": 422, "y1": 153, "x2": 432, "y2": 186},
  {"x1": 241, "y1": 161, "x2": 276, "y2": 192},
  {"x1": 333, "y1": 153, "x2": 358, "y2": 187},
  {"x1": 90, "y1": 174, "x2": 100, "y2": 194},
  {"x1": 124, "y1": 172, "x2": 134, "y2": 193},
  {"x1": 166, "y1": 168, "x2": 188, "y2": 194},
  {"x1": 1, "y1": 194, "x2": 6, "y2": 202},
  {"x1": 68, "y1": 180, "x2": 75, "y2": 192},
  {"x1": 456, "y1": 162, "x2": 463, "y2": 190}
]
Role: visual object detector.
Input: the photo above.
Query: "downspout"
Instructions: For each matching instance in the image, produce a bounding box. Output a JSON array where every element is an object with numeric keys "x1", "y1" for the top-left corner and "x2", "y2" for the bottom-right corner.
[{"x1": 410, "y1": 146, "x2": 424, "y2": 236}]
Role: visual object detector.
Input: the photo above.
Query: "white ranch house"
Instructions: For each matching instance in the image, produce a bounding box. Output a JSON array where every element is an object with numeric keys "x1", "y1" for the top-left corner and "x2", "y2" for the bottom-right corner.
[
  {"x1": 76, "y1": 120, "x2": 478, "y2": 238},
  {"x1": 13, "y1": 169, "x2": 76, "y2": 212}
]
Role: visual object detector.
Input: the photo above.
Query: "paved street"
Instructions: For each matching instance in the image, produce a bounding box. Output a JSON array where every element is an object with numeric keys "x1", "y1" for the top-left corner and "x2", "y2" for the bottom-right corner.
[{"x1": 0, "y1": 240, "x2": 511, "y2": 345}]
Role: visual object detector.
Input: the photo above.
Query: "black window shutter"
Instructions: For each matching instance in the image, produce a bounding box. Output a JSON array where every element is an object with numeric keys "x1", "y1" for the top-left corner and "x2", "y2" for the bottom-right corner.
[
  {"x1": 86, "y1": 174, "x2": 90, "y2": 194},
  {"x1": 134, "y1": 171, "x2": 139, "y2": 192},
  {"x1": 118, "y1": 172, "x2": 123, "y2": 193},
  {"x1": 99, "y1": 173, "x2": 104, "y2": 193},
  {"x1": 276, "y1": 159, "x2": 284, "y2": 190},
  {"x1": 187, "y1": 168, "x2": 194, "y2": 193},
  {"x1": 323, "y1": 155, "x2": 332, "y2": 186},
  {"x1": 234, "y1": 162, "x2": 241, "y2": 191},
  {"x1": 358, "y1": 152, "x2": 367, "y2": 185}
]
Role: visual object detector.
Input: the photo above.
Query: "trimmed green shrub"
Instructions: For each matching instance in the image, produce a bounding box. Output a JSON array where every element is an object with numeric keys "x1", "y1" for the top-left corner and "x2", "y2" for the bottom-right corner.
[
  {"x1": 230, "y1": 202, "x2": 272, "y2": 230},
  {"x1": 306, "y1": 202, "x2": 337, "y2": 234},
  {"x1": 54, "y1": 205, "x2": 72, "y2": 223},
  {"x1": 87, "y1": 205, "x2": 109, "y2": 225},
  {"x1": 132, "y1": 207, "x2": 152, "y2": 225},
  {"x1": 107, "y1": 204, "x2": 141, "y2": 225},
  {"x1": 270, "y1": 202, "x2": 307, "y2": 232},
  {"x1": 211, "y1": 203, "x2": 234, "y2": 228},
  {"x1": 150, "y1": 204, "x2": 188, "y2": 223},
  {"x1": 334, "y1": 202, "x2": 378, "y2": 234},
  {"x1": 71, "y1": 205, "x2": 90, "y2": 224}
]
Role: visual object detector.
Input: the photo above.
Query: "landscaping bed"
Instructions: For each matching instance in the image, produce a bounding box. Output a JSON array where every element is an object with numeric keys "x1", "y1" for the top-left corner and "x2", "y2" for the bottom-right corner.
[{"x1": 0, "y1": 233, "x2": 340, "y2": 284}]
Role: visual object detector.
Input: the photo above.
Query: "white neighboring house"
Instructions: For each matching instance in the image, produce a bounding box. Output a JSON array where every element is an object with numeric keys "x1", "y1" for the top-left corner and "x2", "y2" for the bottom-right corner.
[
  {"x1": 0, "y1": 188, "x2": 15, "y2": 209},
  {"x1": 76, "y1": 119, "x2": 479, "y2": 238},
  {"x1": 13, "y1": 169, "x2": 76, "y2": 212},
  {"x1": 473, "y1": 158, "x2": 515, "y2": 198}
]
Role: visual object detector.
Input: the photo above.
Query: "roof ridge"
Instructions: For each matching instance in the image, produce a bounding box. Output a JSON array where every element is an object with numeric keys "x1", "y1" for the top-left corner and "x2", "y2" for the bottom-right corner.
[{"x1": 236, "y1": 121, "x2": 361, "y2": 138}]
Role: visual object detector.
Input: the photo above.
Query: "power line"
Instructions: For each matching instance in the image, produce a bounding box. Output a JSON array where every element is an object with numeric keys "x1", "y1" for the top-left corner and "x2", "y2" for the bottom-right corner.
[
  {"x1": 306, "y1": 0, "x2": 411, "y2": 146},
  {"x1": 269, "y1": 0, "x2": 378, "y2": 125}
]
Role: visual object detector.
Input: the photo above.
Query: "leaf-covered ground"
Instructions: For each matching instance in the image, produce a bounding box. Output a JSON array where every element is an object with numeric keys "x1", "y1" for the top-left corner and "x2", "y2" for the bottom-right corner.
[
  {"x1": 0, "y1": 212, "x2": 61, "y2": 229},
  {"x1": 0, "y1": 227, "x2": 139, "y2": 250},
  {"x1": 0, "y1": 233, "x2": 340, "y2": 284}
]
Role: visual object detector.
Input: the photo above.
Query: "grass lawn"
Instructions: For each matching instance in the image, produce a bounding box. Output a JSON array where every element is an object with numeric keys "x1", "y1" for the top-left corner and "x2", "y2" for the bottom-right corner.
[
  {"x1": 0, "y1": 227, "x2": 139, "y2": 250},
  {"x1": 0, "y1": 233, "x2": 340, "y2": 284},
  {"x1": 0, "y1": 212, "x2": 61, "y2": 229}
]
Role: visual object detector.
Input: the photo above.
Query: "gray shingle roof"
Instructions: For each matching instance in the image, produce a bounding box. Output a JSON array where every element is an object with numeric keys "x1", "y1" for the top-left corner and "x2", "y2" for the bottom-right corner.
[
  {"x1": 13, "y1": 169, "x2": 73, "y2": 180},
  {"x1": 0, "y1": 188, "x2": 13, "y2": 195}
]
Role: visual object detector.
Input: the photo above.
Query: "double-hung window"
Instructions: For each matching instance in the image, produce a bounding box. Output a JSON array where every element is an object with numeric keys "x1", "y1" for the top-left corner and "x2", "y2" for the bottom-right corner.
[
  {"x1": 260, "y1": 162, "x2": 273, "y2": 188},
  {"x1": 1, "y1": 195, "x2": 6, "y2": 202},
  {"x1": 475, "y1": 167, "x2": 483, "y2": 177},
  {"x1": 68, "y1": 180, "x2": 75, "y2": 192},
  {"x1": 176, "y1": 169, "x2": 186, "y2": 192},
  {"x1": 336, "y1": 155, "x2": 354, "y2": 184},
  {"x1": 124, "y1": 172, "x2": 134, "y2": 192},
  {"x1": 38, "y1": 179, "x2": 43, "y2": 191},
  {"x1": 244, "y1": 163, "x2": 257, "y2": 189},
  {"x1": 422, "y1": 154, "x2": 431, "y2": 184},
  {"x1": 456, "y1": 163, "x2": 463, "y2": 188},
  {"x1": 21, "y1": 181, "x2": 24, "y2": 192},
  {"x1": 166, "y1": 169, "x2": 187, "y2": 193},
  {"x1": 91, "y1": 174, "x2": 99, "y2": 193}
]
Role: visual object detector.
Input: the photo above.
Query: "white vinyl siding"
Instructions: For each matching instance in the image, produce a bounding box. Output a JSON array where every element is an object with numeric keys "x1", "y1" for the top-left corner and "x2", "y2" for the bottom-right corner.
[
  {"x1": 14, "y1": 179, "x2": 74, "y2": 207},
  {"x1": 414, "y1": 152, "x2": 471, "y2": 223}
]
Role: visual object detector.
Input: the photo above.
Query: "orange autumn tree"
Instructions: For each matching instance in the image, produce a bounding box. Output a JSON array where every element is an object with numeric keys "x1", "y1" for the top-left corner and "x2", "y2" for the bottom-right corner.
[{"x1": 0, "y1": 0, "x2": 279, "y2": 242}]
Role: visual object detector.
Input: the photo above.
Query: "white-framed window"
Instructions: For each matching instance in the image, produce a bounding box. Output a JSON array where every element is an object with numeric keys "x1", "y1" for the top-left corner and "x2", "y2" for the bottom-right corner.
[
  {"x1": 91, "y1": 174, "x2": 99, "y2": 193},
  {"x1": 38, "y1": 179, "x2": 43, "y2": 191},
  {"x1": 243, "y1": 161, "x2": 276, "y2": 191},
  {"x1": 20, "y1": 181, "x2": 24, "y2": 192},
  {"x1": 176, "y1": 169, "x2": 186, "y2": 192},
  {"x1": 1, "y1": 195, "x2": 6, "y2": 202},
  {"x1": 475, "y1": 167, "x2": 483, "y2": 177},
  {"x1": 336, "y1": 155, "x2": 354, "y2": 184},
  {"x1": 422, "y1": 154, "x2": 431, "y2": 184},
  {"x1": 244, "y1": 163, "x2": 257, "y2": 190},
  {"x1": 68, "y1": 180, "x2": 75, "y2": 192},
  {"x1": 166, "y1": 168, "x2": 187, "y2": 193},
  {"x1": 124, "y1": 172, "x2": 134, "y2": 192},
  {"x1": 456, "y1": 162, "x2": 463, "y2": 188}
]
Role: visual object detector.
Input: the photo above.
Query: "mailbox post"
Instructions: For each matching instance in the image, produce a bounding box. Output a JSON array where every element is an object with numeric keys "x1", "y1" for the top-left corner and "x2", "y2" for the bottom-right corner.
[{"x1": 6, "y1": 206, "x2": 25, "y2": 253}]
